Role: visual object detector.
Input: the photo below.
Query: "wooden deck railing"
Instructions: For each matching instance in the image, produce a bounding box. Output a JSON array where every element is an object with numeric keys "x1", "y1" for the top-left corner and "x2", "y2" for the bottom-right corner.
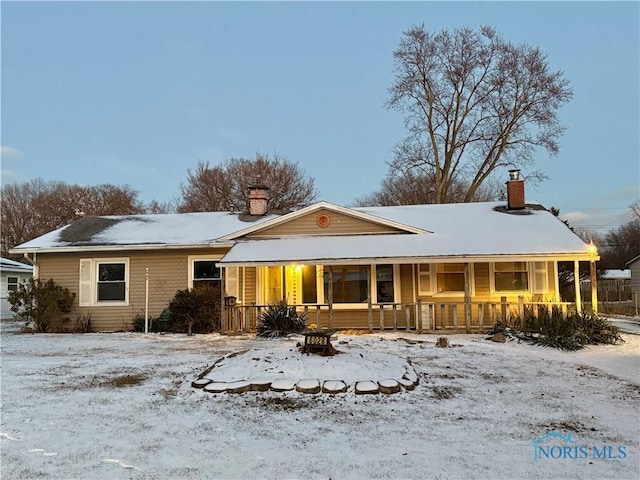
[{"x1": 223, "y1": 300, "x2": 577, "y2": 334}]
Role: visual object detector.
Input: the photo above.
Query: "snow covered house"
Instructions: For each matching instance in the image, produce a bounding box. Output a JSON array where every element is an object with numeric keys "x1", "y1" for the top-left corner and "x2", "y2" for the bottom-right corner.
[
  {"x1": 9, "y1": 176, "x2": 599, "y2": 332},
  {"x1": 1, "y1": 258, "x2": 34, "y2": 319}
]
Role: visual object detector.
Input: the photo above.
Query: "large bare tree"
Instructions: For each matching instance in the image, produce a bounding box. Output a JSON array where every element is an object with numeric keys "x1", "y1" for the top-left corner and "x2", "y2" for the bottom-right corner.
[
  {"x1": 1, "y1": 179, "x2": 144, "y2": 257},
  {"x1": 386, "y1": 25, "x2": 573, "y2": 203},
  {"x1": 353, "y1": 171, "x2": 498, "y2": 207},
  {"x1": 177, "y1": 153, "x2": 318, "y2": 213}
]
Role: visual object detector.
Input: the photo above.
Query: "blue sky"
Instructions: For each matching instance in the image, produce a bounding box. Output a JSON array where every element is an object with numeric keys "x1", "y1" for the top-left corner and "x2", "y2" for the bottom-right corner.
[{"x1": 2, "y1": 1, "x2": 638, "y2": 233}]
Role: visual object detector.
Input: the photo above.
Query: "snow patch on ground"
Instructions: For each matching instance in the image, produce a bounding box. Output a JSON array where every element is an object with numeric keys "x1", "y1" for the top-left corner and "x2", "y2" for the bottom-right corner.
[{"x1": 1, "y1": 321, "x2": 638, "y2": 479}]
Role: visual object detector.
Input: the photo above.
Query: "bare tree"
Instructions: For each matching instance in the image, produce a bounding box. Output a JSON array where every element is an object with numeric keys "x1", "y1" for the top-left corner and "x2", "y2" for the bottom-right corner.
[
  {"x1": 1, "y1": 179, "x2": 143, "y2": 257},
  {"x1": 144, "y1": 199, "x2": 176, "y2": 214},
  {"x1": 178, "y1": 153, "x2": 318, "y2": 213},
  {"x1": 601, "y1": 218, "x2": 640, "y2": 269},
  {"x1": 386, "y1": 25, "x2": 572, "y2": 203},
  {"x1": 631, "y1": 201, "x2": 640, "y2": 221},
  {"x1": 353, "y1": 170, "x2": 498, "y2": 207}
]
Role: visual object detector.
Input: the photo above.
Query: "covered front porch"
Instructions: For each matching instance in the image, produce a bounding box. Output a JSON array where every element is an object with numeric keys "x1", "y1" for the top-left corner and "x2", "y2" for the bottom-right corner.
[{"x1": 218, "y1": 234, "x2": 599, "y2": 334}]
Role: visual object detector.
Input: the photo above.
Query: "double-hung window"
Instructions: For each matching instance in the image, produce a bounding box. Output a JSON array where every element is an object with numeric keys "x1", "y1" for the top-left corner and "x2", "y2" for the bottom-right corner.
[
  {"x1": 188, "y1": 256, "x2": 225, "y2": 297},
  {"x1": 490, "y1": 261, "x2": 549, "y2": 294},
  {"x1": 436, "y1": 263, "x2": 466, "y2": 294},
  {"x1": 79, "y1": 258, "x2": 129, "y2": 306},
  {"x1": 493, "y1": 262, "x2": 529, "y2": 292},
  {"x1": 7, "y1": 276, "x2": 19, "y2": 292}
]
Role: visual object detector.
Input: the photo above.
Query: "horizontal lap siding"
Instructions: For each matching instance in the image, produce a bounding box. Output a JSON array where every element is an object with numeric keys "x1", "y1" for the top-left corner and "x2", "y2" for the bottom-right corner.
[
  {"x1": 36, "y1": 249, "x2": 229, "y2": 332},
  {"x1": 247, "y1": 210, "x2": 401, "y2": 237}
]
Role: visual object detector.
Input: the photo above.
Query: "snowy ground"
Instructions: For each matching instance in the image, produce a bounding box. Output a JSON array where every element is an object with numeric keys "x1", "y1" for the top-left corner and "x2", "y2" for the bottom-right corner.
[{"x1": 1, "y1": 320, "x2": 639, "y2": 480}]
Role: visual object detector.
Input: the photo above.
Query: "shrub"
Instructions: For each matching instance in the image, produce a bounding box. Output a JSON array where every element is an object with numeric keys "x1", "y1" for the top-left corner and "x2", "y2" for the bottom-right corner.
[
  {"x1": 256, "y1": 301, "x2": 307, "y2": 337},
  {"x1": 8, "y1": 278, "x2": 75, "y2": 333},
  {"x1": 167, "y1": 286, "x2": 220, "y2": 335}
]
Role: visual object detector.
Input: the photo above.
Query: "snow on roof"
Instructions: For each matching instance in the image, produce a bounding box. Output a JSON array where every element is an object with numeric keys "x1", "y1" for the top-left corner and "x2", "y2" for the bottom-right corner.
[
  {"x1": 601, "y1": 269, "x2": 631, "y2": 280},
  {"x1": 10, "y1": 201, "x2": 590, "y2": 259},
  {"x1": 0, "y1": 257, "x2": 33, "y2": 273},
  {"x1": 11, "y1": 211, "x2": 282, "y2": 251}
]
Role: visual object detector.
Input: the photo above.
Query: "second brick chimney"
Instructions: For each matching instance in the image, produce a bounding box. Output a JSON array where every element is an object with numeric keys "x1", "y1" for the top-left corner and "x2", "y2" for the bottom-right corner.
[
  {"x1": 506, "y1": 169, "x2": 525, "y2": 210},
  {"x1": 248, "y1": 185, "x2": 270, "y2": 216}
]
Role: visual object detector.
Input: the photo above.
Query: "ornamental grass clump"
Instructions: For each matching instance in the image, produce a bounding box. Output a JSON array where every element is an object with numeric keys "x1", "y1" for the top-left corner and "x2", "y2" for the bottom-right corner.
[
  {"x1": 256, "y1": 301, "x2": 307, "y2": 338},
  {"x1": 489, "y1": 307, "x2": 623, "y2": 351}
]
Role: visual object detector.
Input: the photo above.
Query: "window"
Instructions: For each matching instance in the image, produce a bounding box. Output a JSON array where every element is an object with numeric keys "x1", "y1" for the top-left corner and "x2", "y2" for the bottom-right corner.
[
  {"x1": 193, "y1": 260, "x2": 221, "y2": 291},
  {"x1": 436, "y1": 263, "x2": 466, "y2": 293},
  {"x1": 301, "y1": 265, "x2": 317, "y2": 304},
  {"x1": 493, "y1": 262, "x2": 529, "y2": 292},
  {"x1": 376, "y1": 264, "x2": 394, "y2": 303},
  {"x1": 418, "y1": 264, "x2": 433, "y2": 295},
  {"x1": 324, "y1": 266, "x2": 369, "y2": 304},
  {"x1": 79, "y1": 258, "x2": 129, "y2": 306},
  {"x1": 97, "y1": 263, "x2": 126, "y2": 301},
  {"x1": 7, "y1": 276, "x2": 19, "y2": 292},
  {"x1": 532, "y1": 262, "x2": 549, "y2": 294}
]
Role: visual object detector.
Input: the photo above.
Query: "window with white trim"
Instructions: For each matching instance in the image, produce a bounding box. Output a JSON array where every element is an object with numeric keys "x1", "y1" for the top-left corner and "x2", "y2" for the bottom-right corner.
[
  {"x1": 418, "y1": 264, "x2": 433, "y2": 295},
  {"x1": 493, "y1": 262, "x2": 528, "y2": 292},
  {"x1": 79, "y1": 258, "x2": 129, "y2": 306},
  {"x1": 436, "y1": 263, "x2": 466, "y2": 293},
  {"x1": 532, "y1": 262, "x2": 549, "y2": 294},
  {"x1": 7, "y1": 276, "x2": 19, "y2": 292},
  {"x1": 193, "y1": 260, "x2": 221, "y2": 290},
  {"x1": 375, "y1": 264, "x2": 395, "y2": 303},
  {"x1": 324, "y1": 265, "x2": 369, "y2": 304}
]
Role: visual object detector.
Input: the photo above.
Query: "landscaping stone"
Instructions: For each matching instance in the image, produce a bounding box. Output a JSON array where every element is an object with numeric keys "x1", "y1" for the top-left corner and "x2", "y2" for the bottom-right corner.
[
  {"x1": 226, "y1": 380, "x2": 252, "y2": 394},
  {"x1": 378, "y1": 379, "x2": 401, "y2": 394},
  {"x1": 296, "y1": 379, "x2": 321, "y2": 394},
  {"x1": 203, "y1": 382, "x2": 228, "y2": 393},
  {"x1": 191, "y1": 378, "x2": 212, "y2": 389},
  {"x1": 397, "y1": 377, "x2": 416, "y2": 391},
  {"x1": 354, "y1": 380, "x2": 379, "y2": 394},
  {"x1": 491, "y1": 332, "x2": 507, "y2": 343},
  {"x1": 250, "y1": 378, "x2": 272, "y2": 392},
  {"x1": 270, "y1": 378, "x2": 296, "y2": 392},
  {"x1": 322, "y1": 380, "x2": 348, "y2": 394}
]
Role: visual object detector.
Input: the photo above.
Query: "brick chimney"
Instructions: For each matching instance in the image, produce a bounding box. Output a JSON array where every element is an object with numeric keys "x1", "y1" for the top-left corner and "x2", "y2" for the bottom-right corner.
[
  {"x1": 248, "y1": 185, "x2": 270, "y2": 216},
  {"x1": 506, "y1": 169, "x2": 525, "y2": 210}
]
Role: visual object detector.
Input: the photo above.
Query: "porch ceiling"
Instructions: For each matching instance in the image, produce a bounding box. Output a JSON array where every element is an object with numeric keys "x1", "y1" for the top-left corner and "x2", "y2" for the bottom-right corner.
[{"x1": 218, "y1": 234, "x2": 595, "y2": 267}]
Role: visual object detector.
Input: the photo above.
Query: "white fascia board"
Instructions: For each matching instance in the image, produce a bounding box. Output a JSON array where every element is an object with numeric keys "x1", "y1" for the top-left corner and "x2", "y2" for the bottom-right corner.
[
  {"x1": 217, "y1": 201, "x2": 430, "y2": 241},
  {"x1": 9, "y1": 242, "x2": 235, "y2": 255},
  {"x1": 218, "y1": 253, "x2": 597, "y2": 268}
]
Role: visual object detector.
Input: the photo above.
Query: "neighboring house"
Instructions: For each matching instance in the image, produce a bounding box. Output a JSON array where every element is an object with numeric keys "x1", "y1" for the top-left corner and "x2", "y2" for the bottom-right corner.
[
  {"x1": 9, "y1": 175, "x2": 598, "y2": 332},
  {"x1": 580, "y1": 269, "x2": 632, "y2": 302},
  {"x1": 0, "y1": 258, "x2": 34, "y2": 320},
  {"x1": 626, "y1": 254, "x2": 640, "y2": 300}
]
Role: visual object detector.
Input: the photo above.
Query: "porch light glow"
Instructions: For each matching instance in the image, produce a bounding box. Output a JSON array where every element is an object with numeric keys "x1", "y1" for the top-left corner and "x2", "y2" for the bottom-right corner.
[{"x1": 587, "y1": 241, "x2": 598, "y2": 259}]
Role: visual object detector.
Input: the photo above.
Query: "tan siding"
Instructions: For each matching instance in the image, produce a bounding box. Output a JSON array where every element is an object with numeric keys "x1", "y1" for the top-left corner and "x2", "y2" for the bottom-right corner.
[
  {"x1": 243, "y1": 267, "x2": 257, "y2": 304},
  {"x1": 399, "y1": 264, "x2": 414, "y2": 303},
  {"x1": 36, "y1": 248, "x2": 230, "y2": 332},
  {"x1": 247, "y1": 209, "x2": 402, "y2": 238},
  {"x1": 474, "y1": 263, "x2": 490, "y2": 299}
]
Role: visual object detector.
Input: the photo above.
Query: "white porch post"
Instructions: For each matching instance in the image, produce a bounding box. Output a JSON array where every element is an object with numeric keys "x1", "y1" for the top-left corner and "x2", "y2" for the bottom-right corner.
[
  {"x1": 590, "y1": 260, "x2": 598, "y2": 314},
  {"x1": 574, "y1": 261, "x2": 582, "y2": 315},
  {"x1": 328, "y1": 269, "x2": 333, "y2": 328},
  {"x1": 464, "y1": 263, "x2": 471, "y2": 333}
]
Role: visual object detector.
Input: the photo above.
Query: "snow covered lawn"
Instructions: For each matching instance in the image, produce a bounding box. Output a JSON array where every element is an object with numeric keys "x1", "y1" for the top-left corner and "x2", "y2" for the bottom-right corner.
[{"x1": 1, "y1": 321, "x2": 638, "y2": 479}]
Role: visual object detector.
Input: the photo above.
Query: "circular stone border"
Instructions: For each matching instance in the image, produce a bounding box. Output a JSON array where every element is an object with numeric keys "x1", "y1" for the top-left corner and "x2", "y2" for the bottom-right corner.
[{"x1": 191, "y1": 351, "x2": 420, "y2": 395}]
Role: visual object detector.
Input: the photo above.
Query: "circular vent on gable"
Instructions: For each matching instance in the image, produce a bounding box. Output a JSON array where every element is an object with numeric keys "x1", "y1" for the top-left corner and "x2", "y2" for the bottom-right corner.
[{"x1": 316, "y1": 214, "x2": 331, "y2": 228}]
